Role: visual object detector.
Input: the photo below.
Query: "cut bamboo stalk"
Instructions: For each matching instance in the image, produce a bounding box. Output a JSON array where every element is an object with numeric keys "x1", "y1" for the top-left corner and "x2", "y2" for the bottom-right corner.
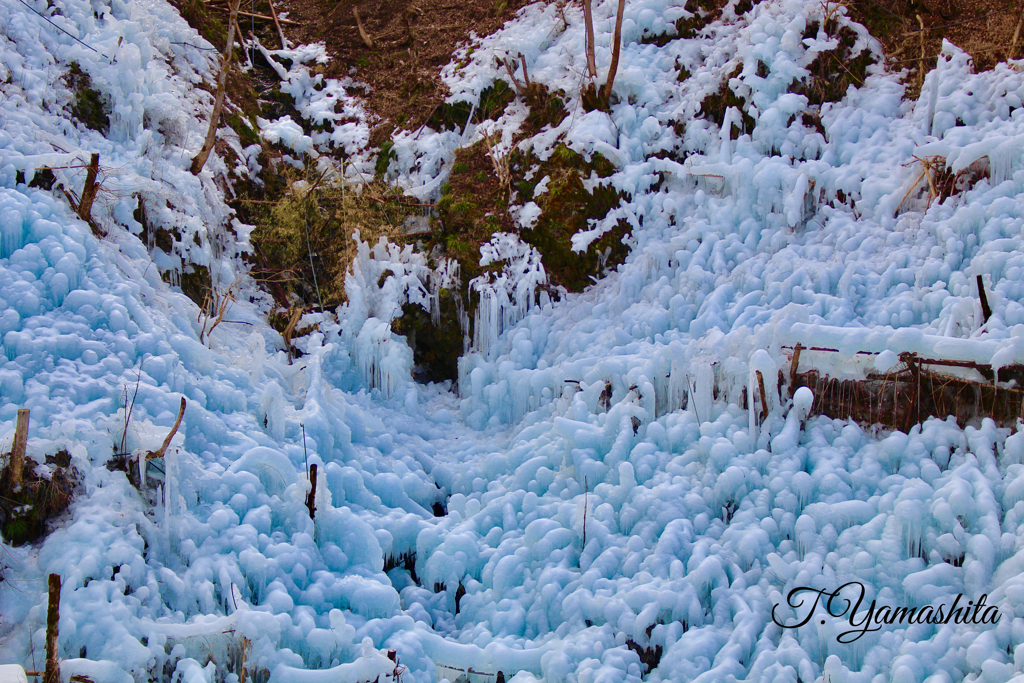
[
  {"x1": 9, "y1": 408, "x2": 29, "y2": 489},
  {"x1": 44, "y1": 574, "x2": 61, "y2": 683}
]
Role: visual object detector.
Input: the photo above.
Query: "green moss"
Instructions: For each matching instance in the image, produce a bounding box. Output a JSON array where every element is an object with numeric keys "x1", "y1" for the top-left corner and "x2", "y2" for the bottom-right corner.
[
  {"x1": 698, "y1": 63, "x2": 756, "y2": 137},
  {"x1": 427, "y1": 81, "x2": 516, "y2": 132},
  {"x1": 0, "y1": 449, "x2": 77, "y2": 546},
  {"x1": 789, "y1": 24, "x2": 875, "y2": 105},
  {"x1": 391, "y1": 293, "x2": 464, "y2": 383},
  {"x1": 675, "y1": 0, "x2": 726, "y2": 38},
  {"x1": 178, "y1": 265, "x2": 212, "y2": 307},
  {"x1": 375, "y1": 140, "x2": 397, "y2": 179},
  {"x1": 227, "y1": 111, "x2": 260, "y2": 147},
  {"x1": 66, "y1": 62, "x2": 110, "y2": 135},
  {"x1": 512, "y1": 147, "x2": 630, "y2": 292}
]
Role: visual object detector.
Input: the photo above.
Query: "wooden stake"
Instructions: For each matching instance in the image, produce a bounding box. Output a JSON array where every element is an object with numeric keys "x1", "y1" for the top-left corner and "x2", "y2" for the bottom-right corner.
[
  {"x1": 9, "y1": 408, "x2": 29, "y2": 489},
  {"x1": 44, "y1": 574, "x2": 61, "y2": 683},
  {"x1": 305, "y1": 464, "x2": 317, "y2": 519},
  {"x1": 756, "y1": 370, "x2": 768, "y2": 423},
  {"x1": 977, "y1": 274, "x2": 992, "y2": 324},
  {"x1": 790, "y1": 343, "x2": 803, "y2": 398},
  {"x1": 354, "y1": 8, "x2": 374, "y2": 49},
  {"x1": 266, "y1": 0, "x2": 288, "y2": 48},
  {"x1": 77, "y1": 153, "x2": 99, "y2": 229}
]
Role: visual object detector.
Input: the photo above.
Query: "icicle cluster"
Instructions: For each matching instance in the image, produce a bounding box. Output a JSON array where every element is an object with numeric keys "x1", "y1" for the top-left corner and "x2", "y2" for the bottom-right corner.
[{"x1": 469, "y1": 233, "x2": 547, "y2": 359}]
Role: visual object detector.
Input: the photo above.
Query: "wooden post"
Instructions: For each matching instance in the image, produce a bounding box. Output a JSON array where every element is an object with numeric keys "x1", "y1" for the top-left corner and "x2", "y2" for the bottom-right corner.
[
  {"x1": 44, "y1": 574, "x2": 61, "y2": 683},
  {"x1": 9, "y1": 408, "x2": 29, "y2": 489},
  {"x1": 756, "y1": 370, "x2": 769, "y2": 423},
  {"x1": 789, "y1": 343, "x2": 803, "y2": 398},
  {"x1": 77, "y1": 153, "x2": 100, "y2": 227},
  {"x1": 977, "y1": 274, "x2": 992, "y2": 324},
  {"x1": 305, "y1": 464, "x2": 317, "y2": 519}
]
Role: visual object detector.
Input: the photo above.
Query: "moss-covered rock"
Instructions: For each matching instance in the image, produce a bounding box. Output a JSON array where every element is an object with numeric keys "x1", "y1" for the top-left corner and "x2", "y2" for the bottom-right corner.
[
  {"x1": 66, "y1": 62, "x2": 110, "y2": 135},
  {"x1": 0, "y1": 449, "x2": 78, "y2": 546}
]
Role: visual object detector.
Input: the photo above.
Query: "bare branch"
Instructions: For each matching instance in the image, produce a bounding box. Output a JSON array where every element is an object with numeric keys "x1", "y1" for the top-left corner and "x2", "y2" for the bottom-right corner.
[{"x1": 190, "y1": 0, "x2": 242, "y2": 175}]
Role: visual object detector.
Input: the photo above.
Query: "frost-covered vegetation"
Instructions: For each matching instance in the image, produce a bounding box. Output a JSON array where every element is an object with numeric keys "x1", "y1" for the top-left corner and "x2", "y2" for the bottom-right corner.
[{"x1": 5, "y1": 0, "x2": 1024, "y2": 682}]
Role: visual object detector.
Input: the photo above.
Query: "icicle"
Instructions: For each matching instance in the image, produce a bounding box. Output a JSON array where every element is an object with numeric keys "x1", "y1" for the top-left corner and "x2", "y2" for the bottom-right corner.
[
  {"x1": 692, "y1": 360, "x2": 713, "y2": 423},
  {"x1": 719, "y1": 107, "x2": 738, "y2": 164},
  {"x1": 0, "y1": 211, "x2": 23, "y2": 259},
  {"x1": 138, "y1": 449, "x2": 146, "y2": 488},
  {"x1": 460, "y1": 101, "x2": 477, "y2": 146}
]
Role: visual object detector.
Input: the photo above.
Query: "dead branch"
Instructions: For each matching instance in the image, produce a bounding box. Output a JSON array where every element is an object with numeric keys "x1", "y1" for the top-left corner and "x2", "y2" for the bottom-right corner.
[
  {"x1": 145, "y1": 397, "x2": 186, "y2": 461},
  {"x1": 282, "y1": 306, "x2": 304, "y2": 363},
  {"x1": 207, "y1": 4, "x2": 301, "y2": 25},
  {"x1": 199, "y1": 280, "x2": 240, "y2": 344},
  {"x1": 502, "y1": 57, "x2": 525, "y2": 95},
  {"x1": 266, "y1": 0, "x2": 288, "y2": 48},
  {"x1": 354, "y1": 8, "x2": 375, "y2": 49},
  {"x1": 191, "y1": 0, "x2": 242, "y2": 175}
]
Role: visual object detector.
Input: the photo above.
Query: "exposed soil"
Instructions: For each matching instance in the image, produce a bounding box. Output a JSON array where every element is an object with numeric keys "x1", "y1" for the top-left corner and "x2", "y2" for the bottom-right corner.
[
  {"x1": 278, "y1": 0, "x2": 535, "y2": 137},
  {"x1": 846, "y1": 0, "x2": 1024, "y2": 98}
]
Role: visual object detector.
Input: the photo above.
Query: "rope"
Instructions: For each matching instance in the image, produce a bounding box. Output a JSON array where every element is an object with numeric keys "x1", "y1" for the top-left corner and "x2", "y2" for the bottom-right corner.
[{"x1": 16, "y1": 0, "x2": 109, "y2": 58}]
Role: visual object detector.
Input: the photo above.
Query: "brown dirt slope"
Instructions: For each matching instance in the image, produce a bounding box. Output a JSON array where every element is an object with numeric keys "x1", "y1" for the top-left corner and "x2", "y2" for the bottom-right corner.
[
  {"x1": 846, "y1": 0, "x2": 1024, "y2": 97},
  {"x1": 280, "y1": 0, "x2": 534, "y2": 139}
]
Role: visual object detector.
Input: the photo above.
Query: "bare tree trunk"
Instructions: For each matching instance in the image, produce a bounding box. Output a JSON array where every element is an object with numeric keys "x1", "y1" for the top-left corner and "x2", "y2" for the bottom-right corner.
[
  {"x1": 190, "y1": 0, "x2": 241, "y2": 176},
  {"x1": 44, "y1": 574, "x2": 61, "y2": 683},
  {"x1": 601, "y1": 0, "x2": 627, "y2": 103},
  {"x1": 583, "y1": 0, "x2": 597, "y2": 78},
  {"x1": 9, "y1": 408, "x2": 29, "y2": 489}
]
